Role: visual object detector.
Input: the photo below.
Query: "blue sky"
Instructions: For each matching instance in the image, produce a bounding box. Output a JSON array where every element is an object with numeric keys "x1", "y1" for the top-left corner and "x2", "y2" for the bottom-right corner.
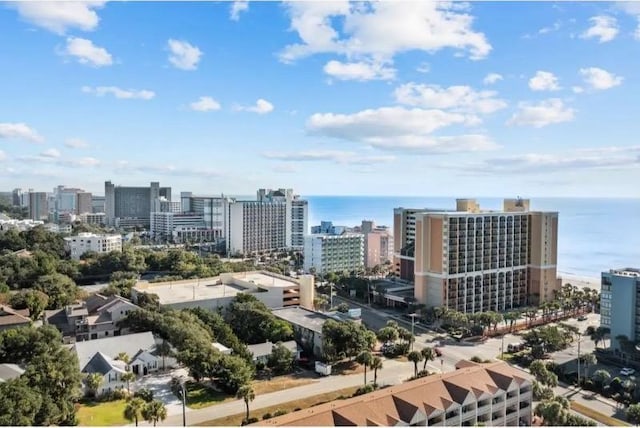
[{"x1": 1, "y1": 1, "x2": 639, "y2": 198}]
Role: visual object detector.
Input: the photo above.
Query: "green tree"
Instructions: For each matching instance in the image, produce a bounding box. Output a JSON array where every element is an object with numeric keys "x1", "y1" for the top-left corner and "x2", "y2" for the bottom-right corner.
[
  {"x1": 0, "y1": 378, "x2": 43, "y2": 426},
  {"x1": 142, "y1": 400, "x2": 167, "y2": 427},
  {"x1": 376, "y1": 326, "x2": 399, "y2": 344},
  {"x1": 124, "y1": 397, "x2": 146, "y2": 427},
  {"x1": 421, "y1": 347, "x2": 436, "y2": 371},
  {"x1": 9, "y1": 289, "x2": 49, "y2": 320},
  {"x1": 267, "y1": 342, "x2": 294, "y2": 375},
  {"x1": 156, "y1": 339, "x2": 173, "y2": 371},
  {"x1": 236, "y1": 384, "x2": 255, "y2": 422},
  {"x1": 33, "y1": 273, "x2": 78, "y2": 309},
  {"x1": 592, "y1": 369, "x2": 611, "y2": 390},
  {"x1": 535, "y1": 399, "x2": 566, "y2": 426},
  {"x1": 356, "y1": 351, "x2": 373, "y2": 385},
  {"x1": 122, "y1": 371, "x2": 136, "y2": 395},
  {"x1": 86, "y1": 372, "x2": 103, "y2": 398},
  {"x1": 216, "y1": 355, "x2": 254, "y2": 394},
  {"x1": 407, "y1": 350, "x2": 423, "y2": 378},
  {"x1": 628, "y1": 403, "x2": 640, "y2": 426},
  {"x1": 370, "y1": 356, "x2": 383, "y2": 385}
]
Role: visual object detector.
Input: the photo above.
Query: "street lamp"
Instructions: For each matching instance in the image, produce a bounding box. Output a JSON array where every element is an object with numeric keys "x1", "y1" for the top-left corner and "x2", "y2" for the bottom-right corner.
[
  {"x1": 501, "y1": 334, "x2": 505, "y2": 360},
  {"x1": 179, "y1": 377, "x2": 187, "y2": 427},
  {"x1": 576, "y1": 333, "x2": 582, "y2": 388},
  {"x1": 409, "y1": 313, "x2": 417, "y2": 351}
]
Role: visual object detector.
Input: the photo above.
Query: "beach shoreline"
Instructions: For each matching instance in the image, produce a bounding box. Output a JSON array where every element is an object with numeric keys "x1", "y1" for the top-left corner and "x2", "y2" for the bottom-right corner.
[{"x1": 557, "y1": 272, "x2": 601, "y2": 292}]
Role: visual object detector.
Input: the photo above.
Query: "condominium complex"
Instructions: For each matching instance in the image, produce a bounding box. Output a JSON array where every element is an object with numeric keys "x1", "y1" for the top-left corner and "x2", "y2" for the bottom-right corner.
[
  {"x1": 104, "y1": 181, "x2": 171, "y2": 228},
  {"x1": 28, "y1": 192, "x2": 48, "y2": 221},
  {"x1": 180, "y1": 193, "x2": 232, "y2": 241},
  {"x1": 261, "y1": 360, "x2": 532, "y2": 427},
  {"x1": 394, "y1": 198, "x2": 559, "y2": 313},
  {"x1": 600, "y1": 268, "x2": 640, "y2": 348},
  {"x1": 52, "y1": 186, "x2": 92, "y2": 215},
  {"x1": 150, "y1": 212, "x2": 215, "y2": 243},
  {"x1": 64, "y1": 232, "x2": 122, "y2": 260},
  {"x1": 360, "y1": 220, "x2": 393, "y2": 269},
  {"x1": 304, "y1": 224, "x2": 364, "y2": 274}
]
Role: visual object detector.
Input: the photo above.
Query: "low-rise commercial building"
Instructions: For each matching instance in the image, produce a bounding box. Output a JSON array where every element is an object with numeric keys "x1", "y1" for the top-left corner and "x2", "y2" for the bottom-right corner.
[
  {"x1": 64, "y1": 232, "x2": 122, "y2": 259},
  {"x1": 132, "y1": 271, "x2": 314, "y2": 311},
  {"x1": 600, "y1": 268, "x2": 640, "y2": 349},
  {"x1": 260, "y1": 360, "x2": 532, "y2": 427}
]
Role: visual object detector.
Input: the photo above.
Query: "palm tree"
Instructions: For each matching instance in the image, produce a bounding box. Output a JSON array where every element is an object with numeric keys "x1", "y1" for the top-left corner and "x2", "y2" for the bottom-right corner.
[
  {"x1": 116, "y1": 352, "x2": 131, "y2": 366},
  {"x1": 421, "y1": 347, "x2": 436, "y2": 371},
  {"x1": 85, "y1": 373, "x2": 103, "y2": 398},
  {"x1": 142, "y1": 400, "x2": 167, "y2": 427},
  {"x1": 582, "y1": 353, "x2": 597, "y2": 379},
  {"x1": 122, "y1": 371, "x2": 136, "y2": 395},
  {"x1": 356, "y1": 351, "x2": 373, "y2": 385},
  {"x1": 236, "y1": 384, "x2": 255, "y2": 422},
  {"x1": 407, "y1": 350, "x2": 423, "y2": 378},
  {"x1": 124, "y1": 397, "x2": 146, "y2": 427},
  {"x1": 504, "y1": 311, "x2": 520, "y2": 332},
  {"x1": 370, "y1": 356, "x2": 383, "y2": 386},
  {"x1": 156, "y1": 339, "x2": 173, "y2": 371}
]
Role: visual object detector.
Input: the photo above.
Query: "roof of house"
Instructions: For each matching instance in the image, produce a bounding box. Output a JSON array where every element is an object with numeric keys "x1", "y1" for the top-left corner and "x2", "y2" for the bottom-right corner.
[
  {"x1": 0, "y1": 363, "x2": 25, "y2": 382},
  {"x1": 212, "y1": 342, "x2": 231, "y2": 353},
  {"x1": 247, "y1": 340, "x2": 298, "y2": 359},
  {"x1": 0, "y1": 305, "x2": 31, "y2": 327},
  {"x1": 271, "y1": 307, "x2": 334, "y2": 334},
  {"x1": 83, "y1": 352, "x2": 127, "y2": 375},
  {"x1": 73, "y1": 331, "x2": 157, "y2": 371},
  {"x1": 257, "y1": 360, "x2": 531, "y2": 426}
]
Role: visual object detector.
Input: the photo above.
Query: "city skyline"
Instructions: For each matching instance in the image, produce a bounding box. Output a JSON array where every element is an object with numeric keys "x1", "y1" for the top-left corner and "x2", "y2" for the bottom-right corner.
[{"x1": 1, "y1": 1, "x2": 640, "y2": 197}]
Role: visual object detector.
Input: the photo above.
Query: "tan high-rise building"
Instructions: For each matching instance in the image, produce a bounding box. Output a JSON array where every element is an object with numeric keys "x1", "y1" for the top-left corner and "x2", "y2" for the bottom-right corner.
[{"x1": 394, "y1": 198, "x2": 559, "y2": 313}]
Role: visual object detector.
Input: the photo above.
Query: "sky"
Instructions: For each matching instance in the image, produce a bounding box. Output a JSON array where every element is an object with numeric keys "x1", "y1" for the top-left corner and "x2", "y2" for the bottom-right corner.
[{"x1": 1, "y1": 1, "x2": 640, "y2": 198}]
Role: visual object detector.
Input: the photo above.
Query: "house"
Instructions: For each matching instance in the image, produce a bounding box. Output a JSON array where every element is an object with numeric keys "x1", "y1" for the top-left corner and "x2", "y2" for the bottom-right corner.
[
  {"x1": 258, "y1": 360, "x2": 533, "y2": 427},
  {"x1": 212, "y1": 342, "x2": 232, "y2": 355},
  {"x1": 247, "y1": 340, "x2": 300, "y2": 364},
  {"x1": 45, "y1": 294, "x2": 139, "y2": 341},
  {"x1": 73, "y1": 331, "x2": 170, "y2": 395},
  {"x1": 0, "y1": 305, "x2": 31, "y2": 331},
  {"x1": 0, "y1": 363, "x2": 25, "y2": 383}
]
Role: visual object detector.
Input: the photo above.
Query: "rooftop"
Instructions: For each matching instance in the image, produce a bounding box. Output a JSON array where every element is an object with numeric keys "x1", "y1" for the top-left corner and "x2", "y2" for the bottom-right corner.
[
  {"x1": 247, "y1": 340, "x2": 298, "y2": 358},
  {"x1": 73, "y1": 331, "x2": 156, "y2": 371},
  {"x1": 0, "y1": 363, "x2": 25, "y2": 382},
  {"x1": 0, "y1": 305, "x2": 31, "y2": 327},
  {"x1": 607, "y1": 268, "x2": 640, "y2": 278},
  {"x1": 258, "y1": 360, "x2": 531, "y2": 426},
  {"x1": 271, "y1": 307, "x2": 335, "y2": 334}
]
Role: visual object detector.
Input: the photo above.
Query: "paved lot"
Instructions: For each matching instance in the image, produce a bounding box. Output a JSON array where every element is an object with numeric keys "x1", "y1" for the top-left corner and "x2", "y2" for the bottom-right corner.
[{"x1": 134, "y1": 368, "x2": 188, "y2": 416}]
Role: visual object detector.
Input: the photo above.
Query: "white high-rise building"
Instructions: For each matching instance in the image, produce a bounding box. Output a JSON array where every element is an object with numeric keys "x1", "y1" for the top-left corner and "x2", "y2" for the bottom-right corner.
[
  {"x1": 64, "y1": 233, "x2": 122, "y2": 260},
  {"x1": 304, "y1": 229, "x2": 364, "y2": 275}
]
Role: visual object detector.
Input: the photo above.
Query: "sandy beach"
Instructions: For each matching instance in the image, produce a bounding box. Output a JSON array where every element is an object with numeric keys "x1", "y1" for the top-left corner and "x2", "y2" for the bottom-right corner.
[{"x1": 557, "y1": 273, "x2": 601, "y2": 292}]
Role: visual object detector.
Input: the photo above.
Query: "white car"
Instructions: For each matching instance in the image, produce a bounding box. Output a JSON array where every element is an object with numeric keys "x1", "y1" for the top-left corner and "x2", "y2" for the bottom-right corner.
[{"x1": 620, "y1": 368, "x2": 635, "y2": 376}]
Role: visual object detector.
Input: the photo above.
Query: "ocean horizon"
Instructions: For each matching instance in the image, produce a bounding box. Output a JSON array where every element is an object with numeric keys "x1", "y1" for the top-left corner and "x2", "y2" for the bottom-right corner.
[{"x1": 303, "y1": 196, "x2": 640, "y2": 279}]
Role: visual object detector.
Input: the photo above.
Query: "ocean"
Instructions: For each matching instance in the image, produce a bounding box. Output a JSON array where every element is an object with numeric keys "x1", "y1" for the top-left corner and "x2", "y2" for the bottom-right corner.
[{"x1": 304, "y1": 196, "x2": 640, "y2": 279}]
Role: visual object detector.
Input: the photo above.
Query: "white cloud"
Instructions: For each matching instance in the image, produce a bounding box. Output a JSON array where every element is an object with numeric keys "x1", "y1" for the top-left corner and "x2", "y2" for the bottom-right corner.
[
  {"x1": 62, "y1": 157, "x2": 100, "y2": 167},
  {"x1": 581, "y1": 15, "x2": 619, "y2": 43},
  {"x1": 306, "y1": 107, "x2": 497, "y2": 153},
  {"x1": 40, "y1": 148, "x2": 61, "y2": 158},
  {"x1": 616, "y1": 3, "x2": 640, "y2": 39},
  {"x1": 189, "y1": 96, "x2": 221, "y2": 112},
  {"x1": 394, "y1": 83, "x2": 507, "y2": 114},
  {"x1": 65, "y1": 138, "x2": 90, "y2": 149},
  {"x1": 538, "y1": 21, "x2": 562, "y2": 35},
  {"x1": 508, "y1": 98, "x2": 575, "y2": 128},
  {"x1": 82, "y1": 86, "x2": 155, "y2": 100},
  {"x1": 262, "y1": 150, "x2": 395, "y2": 165},
  {"x1": 279, "y1": 1, "x2": 491, "y2": 64},
  {"x1": 230, "y1": 0, "x2": 249, "y2": 21},
  {"x1": 63, "y1": 37, "x2": 112, "y2": 67},
  {"x1": 167, "y1": 39, "x2": 202, "y2": 71},
  {"x1": 10, "y1": 1, "x2": 106, "y2": 34},
  {"x1": 579, "y1": 67, "x2": 623, "y2": 90},
  {"x1": 483, "y1": 73, "x2": 503, "y2": 85},
  {"x1": 323, "y1": 59, "x2": 396, "y2": 81},
  {"x1": 236, "y1": 99, "x2": 274, "y2": 114},
  {"x1": 528, "y1": 71, "x2": 561, "y2": 91},
  {"x1": 0, "y1": 122, "x2": 44, "y2": 143}
]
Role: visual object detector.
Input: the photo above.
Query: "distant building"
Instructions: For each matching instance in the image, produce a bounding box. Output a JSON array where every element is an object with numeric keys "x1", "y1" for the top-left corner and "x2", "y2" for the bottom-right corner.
[
  {"x1": 150, "y1": 212, "x2": 215, "y2": 243},
  {"x1": 53, "y1": 186, "x2": 91, "y2": 215},
  {"x1": 259, "y1": 360, "x2": 533, "y2": 427},
  {"x1": 132, "y1": 271, "x2": 315, "y2": 311},
  {"x1": 64, "y1": 232, "x2": 122, "y2": 259},
  {"x1": 394, "y1": 198, "x2": 559, "y2": 313},
  {"x1": 104, "y1": 181, "x2": 171, "y2": 228},
  {"x1": 600, "y1": 268, "x2": 640, "y2": 349},
  {"x1": 78, "y1": 212, "x2": 106, "y2": 225},
  {"x1": 91, "y1": 195, "x2": 105, "y2": 213},
  {"x1": 0, "y1": 192, "x2": 12, "y2": 204},
  {"x1": 28, "y1": 192, "x2": 48, "y2": 221},
  {"x1": 360, "y1": 220, "x2": 393, "y2": 269},
  {"x1": 0, "y1": 219, "x2": 44, "y2": 232},
  {"x1": 77, "y1": 192, "x2": 93, "y2": 214},
  {"x1": 303, "y1": 229, "x2": 364, "y2": 275}
]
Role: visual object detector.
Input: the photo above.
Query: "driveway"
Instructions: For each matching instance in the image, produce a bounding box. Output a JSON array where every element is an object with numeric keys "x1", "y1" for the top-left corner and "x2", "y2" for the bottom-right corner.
[{"x1": 134, "y1": 368, "x2": 189, "y2": 417}]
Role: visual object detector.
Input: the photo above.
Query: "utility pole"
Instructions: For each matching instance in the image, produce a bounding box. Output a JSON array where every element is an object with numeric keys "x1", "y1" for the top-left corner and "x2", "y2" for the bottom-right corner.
[
  {"x1": 180, "y1": 378, "x2": 187, "y2": 427},
  {"x1": 501, "y1": 334, "x2": 505, "y2": 360},
  {"x1": 410, "y1": 313, "x2": 417, "y2": 351},
  {"x1": 577, "y1": 334, "x2": 582, "y2": 387}
]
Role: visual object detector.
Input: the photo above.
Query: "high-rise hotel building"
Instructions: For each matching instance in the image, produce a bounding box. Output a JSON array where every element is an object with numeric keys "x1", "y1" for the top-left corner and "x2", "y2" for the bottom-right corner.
[{"x1": 394, "y1": 199, "x2": 559, "y2": 313}]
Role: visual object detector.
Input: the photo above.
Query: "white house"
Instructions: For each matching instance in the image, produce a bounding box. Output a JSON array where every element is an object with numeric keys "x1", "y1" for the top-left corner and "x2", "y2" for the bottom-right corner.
[{"x1": 247, "y1": 340, "x2": 300, "y2": 364}]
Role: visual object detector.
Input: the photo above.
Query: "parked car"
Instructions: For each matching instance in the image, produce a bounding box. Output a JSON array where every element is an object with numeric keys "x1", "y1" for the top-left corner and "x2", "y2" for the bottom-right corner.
[
  {"x1": 577, "y1": 315, "x2": 588, "y2": 321},
  {"x1": 621, "y1": 368, "x2": 635, "y2": 376},
  {"x1": 508, "y1": 343, "x2": 525, "y2": 353}
]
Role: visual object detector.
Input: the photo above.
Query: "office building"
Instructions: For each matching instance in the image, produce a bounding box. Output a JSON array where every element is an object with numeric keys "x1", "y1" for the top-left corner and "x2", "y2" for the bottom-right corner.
[
  {"x1": 12, "y1": 188, "x2": 23, "y2": 207},
  {"x1": 260, "y1": 359, "x2": 532, "y2": 427},
  {"x1": 76, "y1": 192, "x2": 93, "y2": 214},
  {"x1": 360, "y1": 220, "x2": 393, "y2": 269},
  {"x1": 64, "y1": 232, "x2": 122, "y2": 260},
  {"x1": 78, "y1": 212, "x2": 106, "y2": 225},
  {"x1": 91, "y1": 195, "x2": 105, "y2": 213},
  {"x1": 226, "y1": 188, "x2": 308, "y2": 255},
  {"x1": 28, "y1": 192, "x2": 48, "y2": 221},
  {"x1": 600, "y1": 268, "x2": 640, "y2": 348},
  {"x1": 394, "y1": 198, "x2": 559, "y2": 313},
  {"x1": 179, "y1": 193, "x2": 231, "y2": 242},
  {"x1": 304, "y1": 222, "x2": 364, "y2": 274},
  {"x1": 104, "y1": 181, "x2": 171, "y2": 228},
  {"x1": 53, "y1": 186, "x2": 88, "y2": 214},
  {"x1": 150, "y1": 212, "x2": 216, "y2": 243}
]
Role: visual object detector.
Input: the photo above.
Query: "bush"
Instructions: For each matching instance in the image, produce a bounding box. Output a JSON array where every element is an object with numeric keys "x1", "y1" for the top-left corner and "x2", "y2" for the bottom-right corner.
[
  {"x1": 134, "y1": 388, "x2": 154, "y2": 402},
  {"x1": 241, "y1": 417, "x2": 259, "y2": 425},
  {"x1": 293, "y1": 407, "x2": 302, "y2": 411},
  {"x1": 256, "y1": 361, "x2": 265, "y2": 371},
  {"x1": 112, "y1": 388, "x2": 128, "y2": 400},
  {"x1": 353, "y1": 384, "x2": 375, "y2": 396},
  {"x1": 273, "y1": 409, "x2": 288, "y2": 417},
  {"x1": 470, "y1": 356, "x2": 483, "y2": 363},
  {"x1": 262, "y1": 413, "x2": 273, "y2": 420}
]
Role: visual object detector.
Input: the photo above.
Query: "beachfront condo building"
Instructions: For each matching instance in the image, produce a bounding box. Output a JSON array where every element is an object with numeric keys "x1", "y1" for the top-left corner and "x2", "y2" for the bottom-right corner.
[
  {"x1": 394, "y1": 198, "x2": 559, "y2": 313},
  {"x1": 600, "y1": 268, "x2": 640, "y2": 349},
  {"x1": 360, "y1": 220, "x2": 393, "y2": 269},
  {"x1": 104, "y1": 181, "x2": 172, "y2": 228},
  {"x1": 304, "y1": 223, "x2": 364, "y2": 274}
]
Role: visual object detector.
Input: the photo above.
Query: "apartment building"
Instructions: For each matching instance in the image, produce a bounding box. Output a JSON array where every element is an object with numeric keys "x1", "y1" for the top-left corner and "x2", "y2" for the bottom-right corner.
[
  {"x1": 150, "y1": 212, "x2": 216, "y2": 243},
  {"x1": 28, "y1": 192, "x2": 48, "y2": 221},
  {"x1": 180, "y1": 193, "x2": 232, "y2": 241},
  {"x1": 226, "y1": 188, "x2": 308, "y2": 255},
  {"x1": 260, "y1": 360, "x2": 532, "y2": 427},
  {"x1": 304, "y1": 222, "x2": 364, "y2": 274},
  {"x1": 360, "y1": 220, "x2": 393, "y2": 269},
  {"x1": 394, "y1": 198, "x2": 559, "y2": 313},
  {"x1": 600, "y1": 268, "x2": 640, "y2": 349},
  {"x1": 53, "y1": 186, "x2": 92, "y2": 215},
  {"x1": 78, "y1": 212, "x2": 106, "y2": 225},
  {"x1": 104, "y1": 181, "x2": 171, "y2": 228},
  {"x1": 64, "y1": 232, "x2": 122, "y2": 260}
]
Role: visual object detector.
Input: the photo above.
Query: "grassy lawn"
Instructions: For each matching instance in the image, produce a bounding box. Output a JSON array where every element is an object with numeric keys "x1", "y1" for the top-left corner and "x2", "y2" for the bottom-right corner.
[
  {"x1": 571, "y1": 402, "x2": 631, "y2": 426},
  {"x1": 195, "y1": 386, "x2": 359, "y2": 426},
  {"x1": 183, "y1": 382, "x2": 234, "y2": 409},
  {"x1": 331, "y1": 360, "x2": 365, "y2": 375},
  {"x1": 251, "y1": 376, "x2": 317, "y2": 395},
  {"x1": 76, "y1": 399, "x2": 128, "y2": 426}
]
